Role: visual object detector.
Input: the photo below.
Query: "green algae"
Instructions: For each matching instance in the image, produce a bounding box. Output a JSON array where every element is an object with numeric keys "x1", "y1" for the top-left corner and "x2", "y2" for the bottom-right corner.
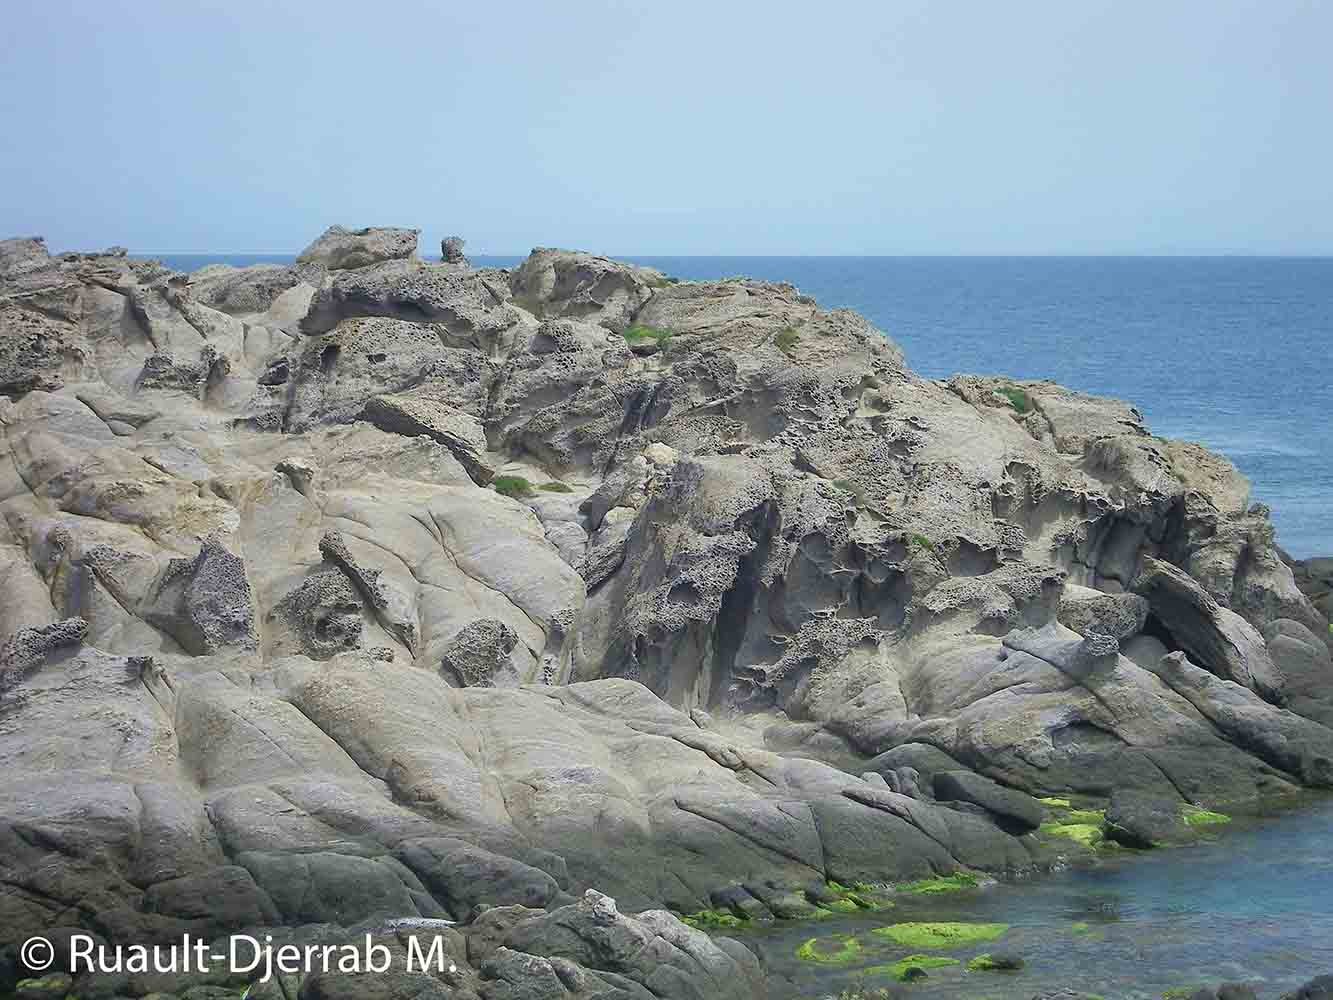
[
  {"x1": 492, "y1": 475, "x2": 535, "y2": 499},
  {"x1": 823, "y1": 880, "x2": 890, "y2": 911},
  {"x1": 871, "y1": 921, "x2": 1010, "y2": 949},
  {"x1": 896, "y1": 872, "x2": 981, "y2": 894},
  {"x1": 538, "y1": 481, "x2": 575, "y2": 492},
  {"x1": 968, "y1": 953, "x2": 1024, "y2": 971},
  {"x1": 679, "y1": 908, "x2": 746, "y2": 930},
  {"x1": 623, "y1": 324, "x2": 673, "y2": 347},
  {"x1": 1182, "y1": 807, "x2": 1232, "y2": 827},
  {"x1": 864, "y1": 955, "x2": 961, "y2": 981},
  {"x1": 819, "y1": 897, "x2": 863, "y2": 913},
  {"x1": 796, "y1": 934, "x2": 862, "y2": 964},
  {"x1": 1039, "y1": 797, "x2": 1072, "y2": 808},
  {"x1": 1070, "y1": 921, "x2": 1090, "y2": 933},
  {"x1": 1040, "y1": 821, "x2": 1104, "y2": 847},
  {"x1": 1063, "y1": 809, "x2": 1106, "y2": 825}
]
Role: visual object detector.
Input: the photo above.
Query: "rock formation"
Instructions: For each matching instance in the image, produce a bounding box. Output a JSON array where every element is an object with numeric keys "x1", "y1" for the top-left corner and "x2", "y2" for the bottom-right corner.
[{"x1": 1, "y1": 227, "x2": 1330, "y2": 999}]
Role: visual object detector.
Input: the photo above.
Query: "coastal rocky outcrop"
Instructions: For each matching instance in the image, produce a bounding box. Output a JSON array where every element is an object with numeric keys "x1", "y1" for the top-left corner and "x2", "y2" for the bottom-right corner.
[{"x1": 1, "y1": 227, "x2": 1330, "y2": 999}]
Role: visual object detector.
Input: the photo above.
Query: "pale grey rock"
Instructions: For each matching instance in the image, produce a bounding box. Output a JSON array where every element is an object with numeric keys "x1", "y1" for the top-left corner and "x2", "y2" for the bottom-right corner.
[
  {"x1": 362, "y1": 394, "x2": 495, "y2": 485},
  {"x1": 1134, "y1": 556, "x2": 1284, "y2": 701},
  {"x1": 142, "y1": 533, "x2": 258, "y2": 655},
  {"x1": 0, "y1": 225, "x2": 1329, "y2": 1000},
  {"x1": 441, "y1": 235, "x2": 467, "y2": 264},
  {"x1": 1058, "y1": 584, "x2": 1149, "y2": 640},
  {"x1": 297, "y1": 225, "x2": 420, "y2": 271},
  {"x1": 510, "y1": 248, "x2": 663, "y2": 332},
  {"x1": 440, "y1": 618, "x2": 520, "y2": 687},
  {"x1": 0, "y1": 617, "x2": 88, "y2": 689}
]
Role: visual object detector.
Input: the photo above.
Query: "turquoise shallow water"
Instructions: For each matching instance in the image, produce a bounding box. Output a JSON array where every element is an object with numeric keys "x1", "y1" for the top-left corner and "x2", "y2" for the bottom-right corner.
[
  {"x1": 156, "y1": 253, "x2": 1332, "y2": 558},
  {"x1": 746, "y1": 796, "x2": 1333, "y2": 999}
]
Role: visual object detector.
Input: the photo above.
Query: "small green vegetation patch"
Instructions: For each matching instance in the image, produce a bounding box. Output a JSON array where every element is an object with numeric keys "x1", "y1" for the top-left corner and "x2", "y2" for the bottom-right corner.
[
  {"x1": 872, "y1": 922, "x2": 1009, "y2": 949},
  {"x1": 864, "y1": 955, "x2": 961, "y2": 981},
  {"x1": 492, "y1": 475, "x2": 535, "y2": 499},
  {"x1": 822, "y1": 881, "x2": 888, "y2": 912},
  {"x1": 775, "y1": 327, "x2": 800, "y2": 354},
  {"x1": 1182, "y1": 807, "x2": 1231, "y2": 827},
  {"x1": 819, "y1": 897, "x2": 863, "y2": 913},
  {"x1": 896, "y1": 872, "x2": 980, "y2": 895},
  {"x1": 1039, "y1": 797, "x2": 1072, "y2": 809},
  {"x1": 997, "y1": 385, "x2": 1033, "y2": 413},
  {"x1": 680, "y1": 908, "x2": 745, "y2": 930},
  {"x1": 1040, "y1": 821, "x2": 1104, "y2": 848},
  {"x1": 1063, "y1": 809, "x2": 1106, "y2": 825},
  {"x1": 968, "y1": 953, "x2": 1024, "y2": 971},
  {"x1": 796, "y1": 934, "x2": 862, "y2": 964},
  {"x1": 538, "y1": 480, "x2": 575, "y2": 492},
  {"x1": 908, "y1": 532, "x2": 937, "y2": 554},
  {"x1": 623, "y1": 324, "x2": 673, "y2": 346},
  {"x1": 1164, "y1": 988, "x2": 1206, "y2": 1000}
]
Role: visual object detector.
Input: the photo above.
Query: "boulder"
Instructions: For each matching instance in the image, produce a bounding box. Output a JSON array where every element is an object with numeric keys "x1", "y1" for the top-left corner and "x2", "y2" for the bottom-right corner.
[
  {"x1": 1057, "y1": 584, "x2": 1149, "y2": 640},
  {"x1": 297, "y1": 225, "x2": 420, "y2": 270},
  {"x1": 509, "y1": 248, "x2": 663, "y2": 332},
  {"x1": 362, "y1": 394, "x2": 495, "y2": 485},
  {"x1": 1134, "y1": 556, "x2": 1284, "y2": 701},
  {"x1": 142, "y1": 533, "x2": 258, "y2": 655},
  {"x1": 932, "y1": 771, "x2": 1044, "y2": 833},
  {"x1": 1102, "y1": 789, "x2": 1187, "y2": 848}
]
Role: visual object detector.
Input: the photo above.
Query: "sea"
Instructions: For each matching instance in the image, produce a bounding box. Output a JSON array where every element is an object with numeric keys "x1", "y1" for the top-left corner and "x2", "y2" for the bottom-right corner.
[
  {"x1": 159, "y1": 253, "x2": 1331, "y2": 559},
  {"x1": 157, "y1": 252, "x2": 1333, "y2": 995}
]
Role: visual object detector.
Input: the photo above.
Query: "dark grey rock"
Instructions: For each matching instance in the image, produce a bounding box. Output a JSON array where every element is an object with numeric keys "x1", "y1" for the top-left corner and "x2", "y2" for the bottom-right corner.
[{"x1": 933, "y1": 770, "x2": 1044, "y2": 832}]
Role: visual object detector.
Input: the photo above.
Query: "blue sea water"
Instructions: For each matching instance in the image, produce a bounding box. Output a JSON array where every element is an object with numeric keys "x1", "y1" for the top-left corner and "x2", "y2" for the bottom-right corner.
[
  {"x1": 158, "y1": 253, "x2": 1332, "y2": 558},
  {"x1": 752, "y1": 796, "x2": 1333, "y2": 999}
]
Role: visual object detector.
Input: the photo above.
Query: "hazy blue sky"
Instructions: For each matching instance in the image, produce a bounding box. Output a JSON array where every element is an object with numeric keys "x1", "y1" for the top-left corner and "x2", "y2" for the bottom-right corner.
[{"x1": 3, "y1": 0, "x2": 1330, "y2": 255}]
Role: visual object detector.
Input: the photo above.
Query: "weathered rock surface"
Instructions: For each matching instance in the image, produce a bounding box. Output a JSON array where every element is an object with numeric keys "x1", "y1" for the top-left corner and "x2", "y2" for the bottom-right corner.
[{"x1": 1, "y1": 226, "x2": 1329, "y2": 999}]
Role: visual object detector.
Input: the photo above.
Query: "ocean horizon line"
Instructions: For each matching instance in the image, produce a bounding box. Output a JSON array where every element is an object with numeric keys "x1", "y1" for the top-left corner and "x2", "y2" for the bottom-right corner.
[{"x1": 129, "y1": 250, "x2": 1333, "y2": 260}]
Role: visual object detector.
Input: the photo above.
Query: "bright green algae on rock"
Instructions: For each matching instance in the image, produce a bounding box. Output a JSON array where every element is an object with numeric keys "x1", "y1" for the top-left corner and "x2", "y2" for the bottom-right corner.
[
  {"x1": 968, "y1": 953, "x2": 1023, "y2": 971},
  {"x1": 491, "y1": 474, "x2": 535, "y2": 498},
  {"x1": 679, "y1": 908, "x2": 746, "y2": 930},
  {"x1": 1183, "y1": 807, "x2": 1232, "y2": 827},
  {"x1": 796, "y1": 934, "x2": 862, "y2": 964},
  {"x1": 895, "y1": 872, "x2": 981, "y2": 894},
  {"x1": 1040, "y1": 820, "x2": 1104, "y2": 847},
  {"x1": 1039, "y1": 797, "x2": 1073, "y2": 808},
  {"x1": 1063, "y1": 809, "x2": 1106, "y2": 825},
  {"x1": 824, "y1": 880, "x2": 891, "y2": 911},
  {"x1": 872, "y1": 921, "x2": 1010, "y2": 949},
  {"x1": 865, "y1": 955, "x2": 961, "y2": 981}
]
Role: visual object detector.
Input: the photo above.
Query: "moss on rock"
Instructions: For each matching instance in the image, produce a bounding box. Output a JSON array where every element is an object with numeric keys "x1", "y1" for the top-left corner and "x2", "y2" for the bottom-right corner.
[
  {"x1": 896, "y1": 872, "x2": 981, "y2": 895},
  {"x1": 1040, "y1": 821, "x2": 1104, "y2": 847},
  {"x1": 492, "y1": 475, "x2": 535, "y2": 499},
  {"x1": 968, "y1": 953, "x2": 1025, "y2": 971},
  {"x1": 871, "y1": 922, "x2": 1009, "y2": 949},
  {"x1": 1182, "y1": 807, "x2": 1231, "y2": 827},
  {"x1": 679, "y1": 908, "x2": 746, "y2": 930},
  {"x1": 1063, "y1": 809, "x2": 1106, "y2": 825},
  {"x1": 796, "y1": 934, "x2": 862, "y2": 964},
  {"x1": 865, "y1": 955, "x2": 961, "y2": 981}
]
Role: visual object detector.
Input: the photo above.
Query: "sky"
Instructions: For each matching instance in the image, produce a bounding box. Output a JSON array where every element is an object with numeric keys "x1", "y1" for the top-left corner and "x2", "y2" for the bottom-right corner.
[{"x1": 2, "y1": 0, "x2": 1330, "y2": 256}]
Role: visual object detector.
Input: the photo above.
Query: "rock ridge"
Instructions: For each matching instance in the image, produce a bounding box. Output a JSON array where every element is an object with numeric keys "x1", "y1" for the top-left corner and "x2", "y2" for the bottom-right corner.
[{"x1": 1, "y1": 228, "x2": 1330, "y2": 999}]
